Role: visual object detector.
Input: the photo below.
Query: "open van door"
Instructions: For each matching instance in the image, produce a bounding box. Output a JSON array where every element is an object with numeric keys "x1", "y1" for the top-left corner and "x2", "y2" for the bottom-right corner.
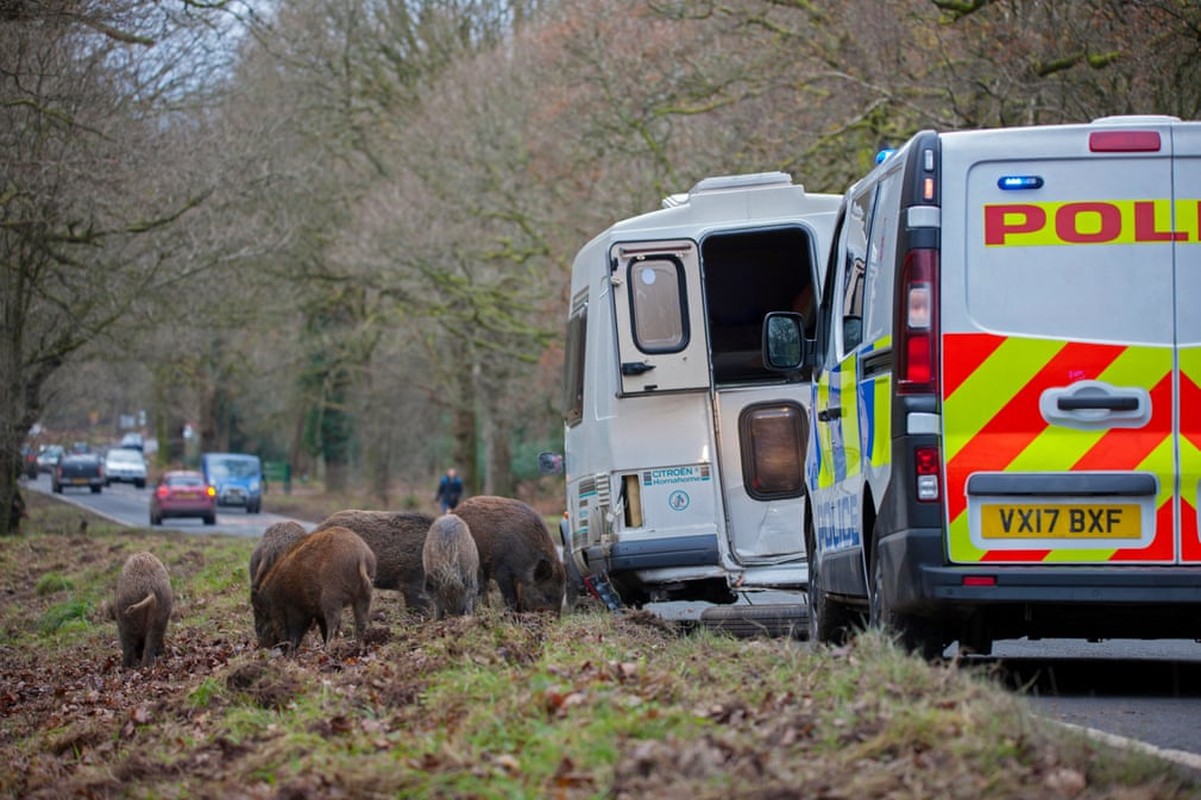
[{"x1": 610, "y1": 240, "x2": 710, "y2": 396}]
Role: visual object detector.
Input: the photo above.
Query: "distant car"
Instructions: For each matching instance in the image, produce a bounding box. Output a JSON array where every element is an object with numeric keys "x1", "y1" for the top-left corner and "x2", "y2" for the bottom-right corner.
[
  {"x1": 103, "y1": 448, "x2": 147, "y2": 489},
  {"x1": 200, "y1": 452, "x2": 263, "y2": 514},
  {"x1": 119, "y1": 433, "x2": 144, "y2": 452},
  {"x1": 36, "y1": 445, "x2": 64, "y2": 473},
  {"x1": 52, "y1": 453, "x2": 104, "y2": 494},
  {"x1": 150, "y1": 471, "x2": 216, "y2": 526}
]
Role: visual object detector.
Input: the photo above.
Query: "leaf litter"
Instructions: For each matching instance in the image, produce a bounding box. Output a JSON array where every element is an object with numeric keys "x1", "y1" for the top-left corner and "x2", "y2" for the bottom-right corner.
[{"x1": 1, "y1": 496, "x2": 1199, "y2": 799}]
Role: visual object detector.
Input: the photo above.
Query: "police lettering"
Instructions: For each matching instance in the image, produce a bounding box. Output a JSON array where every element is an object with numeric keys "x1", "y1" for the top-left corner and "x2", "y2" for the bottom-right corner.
[{"x1": 984, "y1": 199, "x2": 1199, "y2": 246}]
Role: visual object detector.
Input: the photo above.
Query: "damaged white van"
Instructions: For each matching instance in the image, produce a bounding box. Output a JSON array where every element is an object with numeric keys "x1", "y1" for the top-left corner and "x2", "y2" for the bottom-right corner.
[{"x1": 551, "y1": 172, "x2": 840, "y2": 626}]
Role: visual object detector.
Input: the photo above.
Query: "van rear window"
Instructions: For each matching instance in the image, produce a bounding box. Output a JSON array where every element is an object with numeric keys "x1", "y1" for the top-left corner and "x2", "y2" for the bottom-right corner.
[
  {"x1": 964, "y1": 160, "x2": 1175, "y2": 346},
  {"x1": 629, "y1": 257, "x2": 687, "y2": 353}
]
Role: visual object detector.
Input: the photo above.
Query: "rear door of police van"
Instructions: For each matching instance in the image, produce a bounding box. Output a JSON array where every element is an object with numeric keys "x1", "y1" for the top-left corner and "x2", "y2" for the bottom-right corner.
[{"x1": 938, "y1": 117, "x2": 1189, "y2": 568}]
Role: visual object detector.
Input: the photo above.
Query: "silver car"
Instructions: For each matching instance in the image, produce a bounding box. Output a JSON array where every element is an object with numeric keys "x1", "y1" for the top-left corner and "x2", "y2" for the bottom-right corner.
[{"x1": 103, "y1": 447, "x2": 148, "y2": 489}]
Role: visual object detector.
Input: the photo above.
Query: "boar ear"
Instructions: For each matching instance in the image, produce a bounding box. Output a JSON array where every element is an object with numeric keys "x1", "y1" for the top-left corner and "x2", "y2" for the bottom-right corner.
[{"x1": 534, "y1": 557, "x2": 553, "y2": 581}]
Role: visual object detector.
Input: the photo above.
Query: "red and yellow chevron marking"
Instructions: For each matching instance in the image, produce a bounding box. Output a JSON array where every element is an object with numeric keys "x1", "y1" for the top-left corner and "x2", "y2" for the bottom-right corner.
[
  {"x1": 1181, "y1": 347, "x2": 1201, "y2": 563},
  {"x1": 943, "y1": 333, "x2": 1176, "y2": 564}
]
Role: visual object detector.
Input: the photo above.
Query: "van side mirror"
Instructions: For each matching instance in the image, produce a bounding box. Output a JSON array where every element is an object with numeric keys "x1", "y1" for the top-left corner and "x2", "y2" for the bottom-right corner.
[
  {"x1": 762, "y1": 312, "x2": 810, "y2": 371},
  {"x1": 538, "y1": 451, "x2": 564, "y2": 475}
]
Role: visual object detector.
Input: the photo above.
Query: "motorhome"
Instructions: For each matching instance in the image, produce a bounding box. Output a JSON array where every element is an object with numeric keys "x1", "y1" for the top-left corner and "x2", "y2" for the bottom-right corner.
[{"x1": 554, "y1": 172, "x2": 840, "y2": 626}]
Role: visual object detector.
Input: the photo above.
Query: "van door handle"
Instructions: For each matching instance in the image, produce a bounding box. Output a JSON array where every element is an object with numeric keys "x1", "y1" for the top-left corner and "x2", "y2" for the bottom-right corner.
[
  {"x1": 818, "y1": 406, "x2": 842, "y2": 422},
  {"x1": 621, "y1": 361, "x2": 655, "y2": 376},
  {"x1": 1040, "y1": 381, "x2": 1151, "y2": 430},
  {"x1": 1057, "y1": 396, "x2": 1138, "y2": 411}
]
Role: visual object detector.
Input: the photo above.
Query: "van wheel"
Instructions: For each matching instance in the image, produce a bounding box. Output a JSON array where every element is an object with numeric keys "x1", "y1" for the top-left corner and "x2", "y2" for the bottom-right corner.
[
  {"x1": 806, "y1": 517, "x2": 855, "y2": 645},
  {"x1": 869, "y1": 541, "x2": 945, "y2": 661}
]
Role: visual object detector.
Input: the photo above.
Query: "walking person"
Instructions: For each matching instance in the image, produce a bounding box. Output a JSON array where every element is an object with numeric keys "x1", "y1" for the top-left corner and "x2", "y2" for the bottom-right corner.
[{"x1": 434, "y1": 467, "x2": 464, "y2": 513}]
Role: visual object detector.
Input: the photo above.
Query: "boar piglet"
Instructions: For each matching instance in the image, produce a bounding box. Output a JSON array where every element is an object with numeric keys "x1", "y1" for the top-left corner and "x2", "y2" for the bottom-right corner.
[
  {"x1": 422, "y1": 514, "x2": 480, "y2": 619},
  {"x1": 313, "y1": 509, "x2": 435, "y2": 616},
  {"x1": 453, "y1": 496, "x2": 565, "y2": 614},
  {"x1": 115, "y1": 551, "x2": 174, "y2": 668},
  {"x1": 249, "y1": 520, "x2": 308, "y2": 589},
  {"x1": 252, "y1": 526, "x2": 376, "y2": 653}
]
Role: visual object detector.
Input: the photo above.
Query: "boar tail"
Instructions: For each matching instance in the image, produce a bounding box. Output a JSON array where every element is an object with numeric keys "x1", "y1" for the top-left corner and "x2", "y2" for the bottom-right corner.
[
  {"x1": 125, "y1": 592, "x2": 156, "y2": 616},
  {"x1": 358, "y1": 557, "x2": 372, "y2": 594}
]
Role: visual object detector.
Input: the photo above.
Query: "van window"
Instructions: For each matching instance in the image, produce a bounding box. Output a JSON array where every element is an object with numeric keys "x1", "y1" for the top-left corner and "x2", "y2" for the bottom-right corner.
[
  {"x1": 628, "y1": 257, "x2": 687, "y2": 353},
  {"x1": 563, "y1": 297, "x2": 587, "y2": 427},
  {"x1": 840, "y1": 185, "x2": 877, "y2": 353},
  {"x1": 862, "y1": 168, "x2": 903, "y2": 344}
]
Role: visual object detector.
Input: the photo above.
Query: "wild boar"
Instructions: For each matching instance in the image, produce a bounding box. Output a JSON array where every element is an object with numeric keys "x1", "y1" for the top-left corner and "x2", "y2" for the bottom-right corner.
[
  {"x1": 422, "y1": 514, "x2": 480, "y2": 619},
  {"x1": 312, "y1": 510, "x2": 435, "y2": 616},
  {"x1": 453, "y1": 496, "x2": 565, "y2": 614},
  {"x1": 115, "y1": 551, "x2": 174, "y2": 668},
  {"x1": 249, "y1": 520, "x2": 308, "y2": 588},
  {"x1": 252, "y1": 525, "x2": 376, "y2": 653}
]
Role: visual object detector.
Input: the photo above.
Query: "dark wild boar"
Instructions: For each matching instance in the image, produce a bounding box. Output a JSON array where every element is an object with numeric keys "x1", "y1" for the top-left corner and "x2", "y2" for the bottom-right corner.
[
  {"x1": 249, "y1": 520, "x2": 308, "y2": 588},
  {"x1": 313, "y1": 510, "x2": 435, "y2": 615},
  {"x1": 422, "y1": 514, "x2": 480, "y2": 619},
  {"x1": 453, "y1": 496, "x2": 565, "y2": 614},
  {"x1": 115, "y1": 551, "x2": 174, "y2": 668},
  {"x1": 252, "y1": 526, "x2": 376, "y2": 653}
]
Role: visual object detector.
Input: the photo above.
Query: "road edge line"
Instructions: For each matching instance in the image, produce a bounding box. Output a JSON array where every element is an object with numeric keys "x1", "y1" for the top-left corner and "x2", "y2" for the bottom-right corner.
[{"x1": 1054, "y1": 719, "x2": 1201, "y2": 772}]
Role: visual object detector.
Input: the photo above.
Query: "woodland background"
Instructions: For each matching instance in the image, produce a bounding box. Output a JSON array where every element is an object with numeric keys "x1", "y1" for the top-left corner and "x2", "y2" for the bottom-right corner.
[{"x1": 3, "y1": 0, "x2": 1200, "y2": 531}]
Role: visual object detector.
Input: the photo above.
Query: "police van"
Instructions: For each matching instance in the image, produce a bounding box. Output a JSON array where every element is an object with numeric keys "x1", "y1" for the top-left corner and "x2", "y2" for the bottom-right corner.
[
  {"x1": 555, "y1": 172, "x2": 839, "y2": 620},
  {"x1": 782, "y1": 115, "x2": 1201, "y2": 657}
]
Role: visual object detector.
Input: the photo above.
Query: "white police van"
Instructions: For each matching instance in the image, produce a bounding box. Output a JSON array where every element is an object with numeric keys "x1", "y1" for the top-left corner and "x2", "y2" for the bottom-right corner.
[
  {"x1": 774, "y1": 116, "x2": 1201, "y2": 656},
  {"x1": 553, "y1": 172, "x2": 839, "y2": 624}
]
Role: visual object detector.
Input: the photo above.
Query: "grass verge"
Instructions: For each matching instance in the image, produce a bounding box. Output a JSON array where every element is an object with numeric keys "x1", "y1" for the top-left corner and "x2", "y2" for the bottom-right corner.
[{"x1": 0, "y1": 492, "x2": 1197, "y2": 798}]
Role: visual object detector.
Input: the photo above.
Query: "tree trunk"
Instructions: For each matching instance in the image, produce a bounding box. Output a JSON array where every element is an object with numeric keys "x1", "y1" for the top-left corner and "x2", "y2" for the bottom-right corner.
[{"x1": 450, "y1": 362, "x2": 479, "y2": 498}]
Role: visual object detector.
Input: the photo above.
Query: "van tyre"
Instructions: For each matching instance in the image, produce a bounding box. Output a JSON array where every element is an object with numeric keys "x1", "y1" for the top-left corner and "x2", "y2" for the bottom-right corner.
[
  {"x1": 869, "y1": 543, "x2": 945, "y2": 661},
  {"x1": 806, "y1": 517, "x2": 855, "y2": 645}
]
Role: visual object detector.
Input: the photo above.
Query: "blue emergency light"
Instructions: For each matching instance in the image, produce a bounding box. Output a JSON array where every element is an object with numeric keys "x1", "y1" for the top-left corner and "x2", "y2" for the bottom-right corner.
[
  {"x1": 998, "y1": 175, "x2": 1044, "y2": 190},
  {"x1": 875, "y1": 148, "x2": 897, "y2": 164}
]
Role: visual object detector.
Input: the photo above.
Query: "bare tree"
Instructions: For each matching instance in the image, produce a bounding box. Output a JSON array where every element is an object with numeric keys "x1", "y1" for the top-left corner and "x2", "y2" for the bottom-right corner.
[{"x1": 0, "y1": 1, "x2": 237, "y2": 533}]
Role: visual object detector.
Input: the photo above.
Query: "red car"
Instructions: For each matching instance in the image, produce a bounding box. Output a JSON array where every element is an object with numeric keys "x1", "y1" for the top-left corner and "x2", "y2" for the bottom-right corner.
[{"x1": 150, "y1": 471, "x2": 217, "y2": 526}]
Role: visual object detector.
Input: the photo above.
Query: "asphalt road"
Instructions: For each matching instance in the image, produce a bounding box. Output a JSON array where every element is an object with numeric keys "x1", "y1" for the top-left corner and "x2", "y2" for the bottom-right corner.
[{"x1": 22, "y1": 472, "x2": 314, "y2": 538}]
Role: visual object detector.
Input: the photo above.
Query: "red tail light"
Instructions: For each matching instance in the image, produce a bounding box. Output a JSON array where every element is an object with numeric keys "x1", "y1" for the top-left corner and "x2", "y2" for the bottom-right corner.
[
  {"x1": 914, "y1": 445, "x2": 941, "y2": 502},
  {"x1": 1089, "y1": 130, "x2": 1160, "y2": 152},
  {"x1": 155, "y1": 485, "x2": 169, "y2": 499},
  {"x1": 896, "y1": 248, "x2": 939, "y2": 395}
]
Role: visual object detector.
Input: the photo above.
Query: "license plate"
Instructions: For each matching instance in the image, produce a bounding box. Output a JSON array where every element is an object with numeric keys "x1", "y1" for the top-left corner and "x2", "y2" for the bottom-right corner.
[
  {"x1": 177, "y1": 492, "x2": 200, "y2": 500},
  {"x1": 72, "y1": 478, "x2": 89, "y2": 485},
  {"x1": 980, "y1": 503, "x2": 1141, "y2": 539}
]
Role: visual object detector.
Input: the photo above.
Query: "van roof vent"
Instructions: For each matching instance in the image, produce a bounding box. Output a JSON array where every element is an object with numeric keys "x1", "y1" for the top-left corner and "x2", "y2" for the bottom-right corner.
[
  {"x1": 1091, "y1": 114, "x2": 1180, "y2": 125},
  {"x1": 690, "y1": 171, "x2": 794, "y2": 194},
  {"x1": 660, "y1": 171, "x2": 797, "y2": 209}
]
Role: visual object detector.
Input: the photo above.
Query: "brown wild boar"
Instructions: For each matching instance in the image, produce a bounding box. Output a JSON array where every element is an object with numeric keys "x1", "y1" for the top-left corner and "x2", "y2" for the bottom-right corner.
[
  {"x1": 115, "y1": 551, "x2": 174, "y2": 668},
  {"x1": 453, "y1": 496, "x2": 565, "y2": 614},
  {"x1": 422, "y1": 514, "x2": 480, "y2": 619},
  {"x1": 313, "y1": 510, "x2": 435, "y2": 615},
  {"x1": 252, "y1": 526, "x2": 376, "y2": 653},
  {"x1": 249, "y1": 520, "x2": 308, "y2": 588}
]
